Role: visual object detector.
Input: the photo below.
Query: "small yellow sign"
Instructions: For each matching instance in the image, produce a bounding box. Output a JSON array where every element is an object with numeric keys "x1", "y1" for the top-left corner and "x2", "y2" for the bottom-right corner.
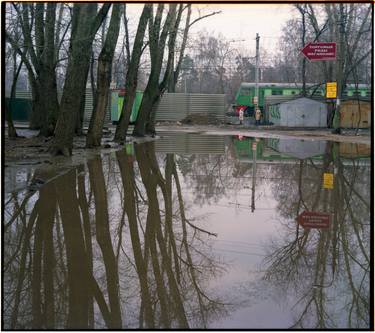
[
  {"x1": 323, "y1": 173, "x2": 334, "y2": 189},
  {"x1": 326, "y1": 82, "x2": 337, "y2": 99}
]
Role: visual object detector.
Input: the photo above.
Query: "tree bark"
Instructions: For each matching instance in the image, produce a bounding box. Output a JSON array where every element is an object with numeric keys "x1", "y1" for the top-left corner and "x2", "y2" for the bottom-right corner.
[
  {"x1": 39, "y1": 3, "x2": 60, "y2": 137},
  {"x1": 12, "y1": 3, "x2": 60, "y2": 134},
  {"x1": 50, "y1": 4, "x2": 111, "y2": 156},
  {"x1": 114, "y1": 4, "x2": 152, "y2": 142},
  {"x1": 133, "y1": 4, "x2": 178, "y2": 137},
  {"x1": 7, "y1": 51, "x2": 23, "y2": 138},
  {"x1": 87, "y1": 4, "x2": 121, "y2": 148}
]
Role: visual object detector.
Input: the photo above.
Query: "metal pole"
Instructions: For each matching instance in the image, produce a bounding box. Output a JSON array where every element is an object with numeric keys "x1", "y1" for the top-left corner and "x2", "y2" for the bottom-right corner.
[
  {"x1": 255, "y1": 33, "x2": 260, "y2": 107},
  {"x1": 333, "y1": 4, "x2": 345, "y2": 133}
]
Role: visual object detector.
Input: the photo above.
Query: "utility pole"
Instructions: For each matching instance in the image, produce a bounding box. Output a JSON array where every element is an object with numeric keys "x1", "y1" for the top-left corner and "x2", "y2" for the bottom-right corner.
[
  {"x1": 333, "y1": 4, "x2": 345, "y2": 134},
  {"x1": 255, "y1": 33, "x2": 260, "y2": 108}
]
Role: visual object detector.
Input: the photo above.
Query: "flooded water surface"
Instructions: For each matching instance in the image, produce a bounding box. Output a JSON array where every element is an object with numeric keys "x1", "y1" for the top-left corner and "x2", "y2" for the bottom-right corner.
[{"x1": 3, "y1": 133, "x2": 371, "y2": 329}]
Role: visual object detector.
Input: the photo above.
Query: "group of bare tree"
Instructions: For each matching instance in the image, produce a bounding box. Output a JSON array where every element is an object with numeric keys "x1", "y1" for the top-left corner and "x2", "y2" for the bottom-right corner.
[
  {"x1": 280, "y1": 4, "x2": 371, "y2": 93},
  {"x1": 4, "y1": 3, "x2": 371, "y2": 149},
  {"x1": 5, "y1": 3, "x2": 218, "y2": 155},
  {"x1": 179, "y1": 4, "x2": 371, "y2": 101}
]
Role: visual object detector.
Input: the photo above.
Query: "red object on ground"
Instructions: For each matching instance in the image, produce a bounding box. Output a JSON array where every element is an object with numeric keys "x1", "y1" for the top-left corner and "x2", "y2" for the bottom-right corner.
[
  {"x1": 297, "y1": 211, "x2": 331, "y2": 229},
  {"x1": 301, "y1": 42, "x2": 336, "y2": 61}
]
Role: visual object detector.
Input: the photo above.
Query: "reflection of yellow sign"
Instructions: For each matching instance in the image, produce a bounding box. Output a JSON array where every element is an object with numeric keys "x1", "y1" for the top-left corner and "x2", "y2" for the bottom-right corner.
[
  {"x1": 326, "y1": 82, "x2": 337, "y2": 99},
  {"x1": 323, "y1": 173, "x2": 334, "y2": 189}
]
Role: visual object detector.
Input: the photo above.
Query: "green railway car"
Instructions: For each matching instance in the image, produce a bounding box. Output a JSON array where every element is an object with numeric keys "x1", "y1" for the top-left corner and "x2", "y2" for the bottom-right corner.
[{"x1": 234, "y1": 82, "x2": 370, "y2": 115}]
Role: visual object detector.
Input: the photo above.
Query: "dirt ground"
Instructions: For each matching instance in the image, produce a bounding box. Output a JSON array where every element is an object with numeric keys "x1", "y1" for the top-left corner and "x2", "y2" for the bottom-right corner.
[{"x1": 157, "y1": 123, "x2": 371, "y2": 145}]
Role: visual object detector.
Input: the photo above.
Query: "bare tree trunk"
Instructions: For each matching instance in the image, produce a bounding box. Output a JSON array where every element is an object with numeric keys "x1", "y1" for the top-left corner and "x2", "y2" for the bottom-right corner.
[
  {"x1": 87, "y1": 4, "x2": 121, "y2": 148},
  {"x1": 75, "y1": 86, "x2": 87, "y2": 136},
  {"x1": 114, "y1": 4, "x2": 151, "y2": 142},
  {"x1": 7, "y1": 51, "x2": 23, "y2": 138},
  {"x1": 50, "y1": 4, "x2": 111, "y2": 156},
  {"x1": 133, "y1": 4, "x2": 178, "y2": 137},
  {"x1": 39, "y1": 3, "x2": 60, "y2": 137},
  {"x1": 10, "y1": 3, "x2": 60, "y2": 134}
]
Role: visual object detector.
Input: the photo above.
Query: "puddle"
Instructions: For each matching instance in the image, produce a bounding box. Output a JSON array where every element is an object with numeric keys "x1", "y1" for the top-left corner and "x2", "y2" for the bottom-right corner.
[{"x1": 3, "y1": 132, "x2": 371, "y2": 329}]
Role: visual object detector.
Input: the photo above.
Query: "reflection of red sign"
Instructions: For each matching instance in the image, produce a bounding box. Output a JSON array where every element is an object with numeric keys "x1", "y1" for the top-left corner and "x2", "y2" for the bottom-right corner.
[
  {"x1": 297, "y1": 211, "x2": 330, "y2": 229},
  {"x1": 301, "y1": 42, "x2": 336, "y2": 61}
]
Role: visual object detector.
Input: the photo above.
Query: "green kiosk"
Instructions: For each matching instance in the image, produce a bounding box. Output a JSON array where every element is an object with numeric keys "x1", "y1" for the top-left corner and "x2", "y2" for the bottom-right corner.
[{"x1": 111, "y1": 89, "x2": 143, "y2": 124}]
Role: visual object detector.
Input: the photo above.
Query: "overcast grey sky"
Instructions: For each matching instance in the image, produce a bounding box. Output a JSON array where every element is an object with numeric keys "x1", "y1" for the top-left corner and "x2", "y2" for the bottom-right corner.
[
  {"x1": 125, "y1": 4, "x2": 297, "y2": 56},
  {"x1": 187, "y1": 4, "x2": 296, "y2": 54}
]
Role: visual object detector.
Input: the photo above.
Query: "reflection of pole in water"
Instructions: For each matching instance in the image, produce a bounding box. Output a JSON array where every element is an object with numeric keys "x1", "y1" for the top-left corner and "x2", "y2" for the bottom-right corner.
[{"x1": 251, "y1": 140, "x2": 257, "y2": 212}]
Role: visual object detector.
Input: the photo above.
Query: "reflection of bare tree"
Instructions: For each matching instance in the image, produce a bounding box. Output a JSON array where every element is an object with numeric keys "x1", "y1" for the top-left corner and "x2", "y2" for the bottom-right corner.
[
  {"x1": 115, "y1": 143, "x2": 226, "y2": 328},
  {"x1": 55, "y1": 169, "x2": 90, "y2": 328},
  {"x1": 116, "y1": 149, "x2": 155, "y2": 328},
  {"x1": 88, "y1": 156, "x2": 122, "y2": 328},
  {"x1": 77, "y1": 164, "x2": 94, "y2": 328},
  {"x1": 4, "y1": 143, "x2": 227, "y2": 329},
  {"x1": 177, "y1": 149, "x2": 237, "y2": 206},
  {"x1": 8, "y1": 193, "x2": 39, "y2": 329},
  {"x1": 263, "y1": 142, "x2": 370, "y2": 328}
]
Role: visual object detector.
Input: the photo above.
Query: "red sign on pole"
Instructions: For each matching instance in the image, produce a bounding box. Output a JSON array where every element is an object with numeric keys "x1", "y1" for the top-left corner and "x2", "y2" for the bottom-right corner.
[
  {"x1": 297, "y1": 211, "x2": 331, "y2": 229},
  {"x1": 301, "y1": 42, "x2": 336, "y2": 61}
]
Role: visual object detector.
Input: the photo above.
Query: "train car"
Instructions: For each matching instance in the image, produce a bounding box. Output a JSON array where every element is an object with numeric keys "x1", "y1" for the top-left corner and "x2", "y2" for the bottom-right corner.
[{"x1": 234, "y1": 82, "x2": 370, "y2": 116}]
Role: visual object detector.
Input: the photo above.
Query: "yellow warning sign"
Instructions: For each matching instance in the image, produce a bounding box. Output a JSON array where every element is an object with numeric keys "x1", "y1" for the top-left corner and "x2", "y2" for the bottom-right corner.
[
  {"x1": 323, "y1": 173, "x2": 334, "y2": 189},
  {"x1": 326, "y1": 82, "x2": 337, "y2": 99}
]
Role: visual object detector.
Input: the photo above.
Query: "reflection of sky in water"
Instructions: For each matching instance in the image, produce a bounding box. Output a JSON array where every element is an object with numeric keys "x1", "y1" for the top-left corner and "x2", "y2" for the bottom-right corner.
[
  {"x1": 179, "y1": 170, "x2": 293, "y2": 328},
  {"x1": 166, "y1": 134, "x2": 371, "y2": 329}
]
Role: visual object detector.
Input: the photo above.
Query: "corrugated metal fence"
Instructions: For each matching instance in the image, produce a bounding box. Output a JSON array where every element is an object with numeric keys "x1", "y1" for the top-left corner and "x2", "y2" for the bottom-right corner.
[
  {"x1": 155, "y1": 93, "x2": 226, "y2": 122},
  {"x1": 13, "y1": 89, "x2": 110, "y2": 123},
  {"x1": 11, "y1": 90, "x2": 225, "y2": 123}
]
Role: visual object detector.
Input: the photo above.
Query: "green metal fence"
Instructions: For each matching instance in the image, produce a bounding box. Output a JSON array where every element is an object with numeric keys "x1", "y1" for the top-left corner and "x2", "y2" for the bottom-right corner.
[{"x1": 5, "y1": 98, "x2": 32, "y2": 121}]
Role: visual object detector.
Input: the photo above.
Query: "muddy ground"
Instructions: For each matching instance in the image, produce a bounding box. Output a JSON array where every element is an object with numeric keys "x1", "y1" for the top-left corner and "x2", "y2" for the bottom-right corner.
[{"x1": 4, "y1": 121, "x2": 371, "y2": 165}]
